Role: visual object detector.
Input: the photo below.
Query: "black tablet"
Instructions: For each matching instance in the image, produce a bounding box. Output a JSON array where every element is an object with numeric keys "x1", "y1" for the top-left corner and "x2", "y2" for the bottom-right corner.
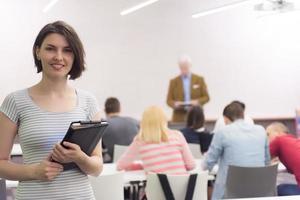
[{"x1": 60, "y1": 120, "x2": 108, "y2": 170}]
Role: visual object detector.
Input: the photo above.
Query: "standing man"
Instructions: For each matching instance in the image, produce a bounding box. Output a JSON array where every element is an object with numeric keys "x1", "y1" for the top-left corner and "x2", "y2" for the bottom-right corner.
[{"x1": 167, "y1": 55, "x2": 209, "y2": 122}]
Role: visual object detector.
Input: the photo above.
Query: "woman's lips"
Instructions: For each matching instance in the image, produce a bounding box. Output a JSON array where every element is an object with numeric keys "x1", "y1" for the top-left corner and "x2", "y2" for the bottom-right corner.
[{"x1": 51, "y1": 64, "x2": 64, "y2": 70}]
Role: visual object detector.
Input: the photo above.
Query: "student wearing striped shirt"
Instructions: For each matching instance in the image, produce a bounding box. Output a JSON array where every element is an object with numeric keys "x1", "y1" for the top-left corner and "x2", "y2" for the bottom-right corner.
[
  {"x1": 0, "y1": 21, "x2": 102, "y2": 200},
  {"x1": 117, "y1": 106, "x2": 196, "y2": 174}
]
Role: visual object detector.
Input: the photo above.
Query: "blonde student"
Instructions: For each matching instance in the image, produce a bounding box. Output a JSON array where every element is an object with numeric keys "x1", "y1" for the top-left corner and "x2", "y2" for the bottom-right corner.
[{"x1": 117, "y1": 106, "x2": 195, "y2": 174}]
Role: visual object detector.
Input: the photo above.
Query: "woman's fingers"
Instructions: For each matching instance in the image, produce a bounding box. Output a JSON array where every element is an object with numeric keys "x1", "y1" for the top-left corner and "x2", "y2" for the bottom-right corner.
[
  {"x1": 52, "y1": 142, "x2": 83, "y2": 163},
  {"x1": 62, "y1": 141, "x2": 80, "y2": 150},
  {"x1": 54, "y1": 143, "x2": 67, "y2": 155},
  {"x1": 48, "y1": 161, "x2": 63, "y2": 169}
]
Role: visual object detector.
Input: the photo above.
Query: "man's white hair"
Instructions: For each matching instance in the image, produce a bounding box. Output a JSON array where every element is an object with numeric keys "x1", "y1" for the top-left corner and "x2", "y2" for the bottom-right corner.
[{"x1": 178, "y1": 54, "x2": 192, "y2": 64}]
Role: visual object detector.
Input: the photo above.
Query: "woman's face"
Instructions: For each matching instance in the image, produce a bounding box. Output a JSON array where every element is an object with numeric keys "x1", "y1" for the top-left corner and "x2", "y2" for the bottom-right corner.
[{"x1": 36, "y1": 33, "x2": 74, "y2": 80}]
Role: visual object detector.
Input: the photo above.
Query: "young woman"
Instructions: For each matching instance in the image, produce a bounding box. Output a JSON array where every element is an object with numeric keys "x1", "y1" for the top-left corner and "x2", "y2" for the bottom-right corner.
[
  {"x1": 0, "y1": 21, "x2": 102, "y2": 200},
  {"x1": 180, "y1": 106, "x2": 213, "y2": 153},
  {"x1": 117, "y1": 106, "x2": 195, "y2": 174}
]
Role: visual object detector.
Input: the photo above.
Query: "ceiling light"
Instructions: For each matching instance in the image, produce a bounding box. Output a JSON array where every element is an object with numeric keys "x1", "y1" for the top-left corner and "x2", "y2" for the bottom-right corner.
[
  {"x1": 43, "y1": 0, "x2": 60, "y2": 13},
  {"x1": 120, "y1": 0, "x2": 159, "y2": 16}
]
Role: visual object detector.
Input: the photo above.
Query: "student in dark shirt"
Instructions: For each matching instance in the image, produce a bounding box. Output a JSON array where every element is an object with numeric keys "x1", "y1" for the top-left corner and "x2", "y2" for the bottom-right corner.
[
  {"x1": 180, "y1": 106, "x2": 213, "y2": 153},
  {"x1": 102, "y1": 97, "x2": 139, "y2": 162}
]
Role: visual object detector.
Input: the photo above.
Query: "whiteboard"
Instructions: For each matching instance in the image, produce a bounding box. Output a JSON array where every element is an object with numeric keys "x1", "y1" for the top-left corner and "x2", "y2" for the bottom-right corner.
[{"x1": 0, "y1": 0, "x2": 299, "y2": 120}]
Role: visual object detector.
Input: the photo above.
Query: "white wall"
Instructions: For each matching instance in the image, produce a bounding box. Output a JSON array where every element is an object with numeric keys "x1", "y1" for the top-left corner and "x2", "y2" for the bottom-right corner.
[{"x1": 0, "y1": 0, "x2": 300, "y2": 120}]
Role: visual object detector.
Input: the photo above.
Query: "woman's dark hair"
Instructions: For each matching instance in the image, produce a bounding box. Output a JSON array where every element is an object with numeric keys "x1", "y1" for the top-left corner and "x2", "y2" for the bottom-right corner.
[
  {"x1": 32, "y1": 21, "x2": 85, "y2": 80},
  {"x1": 105, "y1": 97, "x2": 121, "y2": 114},
  {"x1": 186, "y1": 106, "x2": 205, "y2": 129}
]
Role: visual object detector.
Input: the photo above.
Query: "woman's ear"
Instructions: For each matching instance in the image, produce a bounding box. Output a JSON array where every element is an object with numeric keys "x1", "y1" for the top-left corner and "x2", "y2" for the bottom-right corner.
[{"x1": 36, "y1": 48, "x2": 41, "y2": 60}]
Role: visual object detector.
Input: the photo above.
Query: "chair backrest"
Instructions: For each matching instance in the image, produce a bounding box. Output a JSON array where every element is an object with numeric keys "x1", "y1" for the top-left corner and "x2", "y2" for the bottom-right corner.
[
  {"x1": 113, "y1": 144, "x2": 128, "y2": 162},
  {"x1": 0, "y1": 178, "x2": 6, "y2": 200},
  {"x1": 223, "y1": 164, "x2": 278, "y2": 199},
  {"x1": 89, "y1": 171, "x2": 124, "y2": 200},
  {"x1": 188, "y1": 143, "x2": 202, "y2": 159},
  {"x1": 146, "y1": 171, "x2": 208, "y2": 200}
]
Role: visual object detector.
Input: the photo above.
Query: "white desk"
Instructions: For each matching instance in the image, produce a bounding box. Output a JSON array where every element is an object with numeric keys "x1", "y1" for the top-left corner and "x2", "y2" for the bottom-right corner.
[
  {"x1": 4, "y1": 160, "x2": 288, "y2": 189},
  {"x1": 5, "y1": 144, "x2": 22, "y2": 188},
  {"x1": 11, "y1": 144, "x2": 22, "y2": 156},
  {"x1": 102, "y1": 161, "x2": 215, "y2": 183}
]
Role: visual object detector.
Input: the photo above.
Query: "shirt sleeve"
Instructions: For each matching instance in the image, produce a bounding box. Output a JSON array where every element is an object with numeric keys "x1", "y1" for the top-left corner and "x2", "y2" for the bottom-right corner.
[
  {"x1": 264, "y1": 136, "x2": 271, "y2": 165},
  {"x1": 166, "y1": 79, "x2": 176, "y2": 108},
  {"x1": 86, "y1": 93, "x2": 100, "y2": 120},
  {"x1": 198, "y1": 77, "x2": 210, "y2": 105},
  {"x1": 0, "y1": 93, "x2": 19, "y2": 124},
  {"x1": 116, "y1": 137, "x2": 140, "y2": 170},
  {"x1": 270, "y1": 137, "x2": 280, "y2": 158},
  {"x1": 204, "y1": 130, "x2": 224, "y2": 171},
  {"x1": 176, "y1": 131, "x2": 196, "y2": 170}
]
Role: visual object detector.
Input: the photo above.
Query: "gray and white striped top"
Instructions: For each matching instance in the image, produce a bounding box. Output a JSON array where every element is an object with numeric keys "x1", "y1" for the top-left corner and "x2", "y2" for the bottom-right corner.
[{"x1": 0, "y1": 89, "x2": 100, "y2": 200}]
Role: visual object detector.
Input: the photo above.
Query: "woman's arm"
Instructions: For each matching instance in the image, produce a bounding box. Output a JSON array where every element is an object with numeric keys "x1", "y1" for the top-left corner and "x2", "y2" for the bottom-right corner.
[
  {"x1": 176, "y1": 131, "x2": 196, "y2": 170},
  {"x1": 116, "y1": 138, "x2": 140, "y2": 171},
  {"x1": 51, "y1": 112, "x2": 103, "y2": 176},
  {"x1": 52, "y1": 141, "x2": 103, "y2": 176},
  {"x1": 203, "y1": 131, "x2": 224, "y2": 171},
  {"x1": 75, "y1": 112, "x2": 103, "y2": 176},
  {"x1": 0, "y1": 113, "x2": 63, "y2": 181}
]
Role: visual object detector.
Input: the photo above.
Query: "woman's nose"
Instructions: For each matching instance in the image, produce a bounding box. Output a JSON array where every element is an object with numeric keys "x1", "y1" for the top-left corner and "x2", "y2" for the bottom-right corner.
[{"x1": 54, "y1": 51, "x2": 63, "y2": 61}]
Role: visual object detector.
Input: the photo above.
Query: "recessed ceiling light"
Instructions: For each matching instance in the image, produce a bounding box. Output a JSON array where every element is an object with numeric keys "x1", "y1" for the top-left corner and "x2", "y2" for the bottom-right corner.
[
  {"x1": 120, "y1": 0, "x2": 159, "y2": 16},
  {"x1": 43, "y1": 0, "x2": 60, "y2": 13}
]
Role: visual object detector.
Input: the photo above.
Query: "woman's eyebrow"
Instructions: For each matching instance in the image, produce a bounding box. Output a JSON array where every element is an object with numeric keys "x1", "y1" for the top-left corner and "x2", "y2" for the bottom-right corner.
[{"x1": 45, "y1": 44, "x2": 71, "y2": 48}]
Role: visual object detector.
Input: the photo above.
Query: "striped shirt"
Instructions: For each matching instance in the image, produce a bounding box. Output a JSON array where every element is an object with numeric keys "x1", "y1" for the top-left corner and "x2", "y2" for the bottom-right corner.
[
  {"x1": 0, "y1": 89, "x2": 100, "y2": 200},
  {"x1": 117, "y1": 130, "x2": 195, "y2": 174}
]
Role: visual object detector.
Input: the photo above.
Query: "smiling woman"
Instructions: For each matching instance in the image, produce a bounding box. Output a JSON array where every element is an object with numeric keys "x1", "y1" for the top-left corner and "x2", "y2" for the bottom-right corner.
[
  {"x1": 33, "y1": 21, "x2": 85, "y2": 80},
  {"x1": 35, "y1": 33, "x2": 74, "y2": 80},
  {"x1": 0, "y1": 21, "x2": 102, "y2": 200}
]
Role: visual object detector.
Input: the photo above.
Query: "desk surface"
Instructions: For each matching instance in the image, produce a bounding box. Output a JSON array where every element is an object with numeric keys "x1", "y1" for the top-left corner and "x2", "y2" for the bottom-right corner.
[
  {"x1": 5, "y1": 160, "x2": 288, "y2": 189},
  {"x1": 5, "y1": 159, "x2": 211, "y2": 188},
  {"x1": 11, "y1": 144, "x2": 22, "y2": 156}
]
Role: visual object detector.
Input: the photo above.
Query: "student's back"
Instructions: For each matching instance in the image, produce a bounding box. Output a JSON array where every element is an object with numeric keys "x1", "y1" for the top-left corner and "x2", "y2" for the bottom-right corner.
[
  {"x1": 116, "y1": 106, "x2": 195, "y2": 174},
  {"x1": 102, "y1": 116, "x2": 139, "y2": 161},
  {"x1": 270, "y1": 134, "x2": 300, "y2": 185},
  {"x1": 181, "y1": 106, "x2": 213, "y2": 153},
  {"x1": 219, "y1": 120, "x2": 268, "y2": 166},
  {"x1": 204, "y1": 102, "x2": 270, "y2": 200},
  {"x1": 180, "y1": 127, "x2": 213, "y2": 153},
  {"x1": 117, "y1": 130, "x2": 195, "y2": 174},
  {"x1": 206, "y1": 120, "x2": 270, "y2": 200}
]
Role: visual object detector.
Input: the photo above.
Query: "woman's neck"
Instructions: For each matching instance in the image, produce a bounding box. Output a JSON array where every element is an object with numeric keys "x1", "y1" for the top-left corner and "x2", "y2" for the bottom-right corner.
[{"x1": 34, "y1": 76, "x2": 72, "y2": 96}]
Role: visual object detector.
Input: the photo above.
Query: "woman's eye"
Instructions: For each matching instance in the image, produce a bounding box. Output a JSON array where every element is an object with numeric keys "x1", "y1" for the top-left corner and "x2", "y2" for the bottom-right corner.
[
  {"x1": 64, "y1": 48, "x2": 73, "y2": 53},
  {"x1": 45, "y1": 47, "x2": 54, "y2": 51}
]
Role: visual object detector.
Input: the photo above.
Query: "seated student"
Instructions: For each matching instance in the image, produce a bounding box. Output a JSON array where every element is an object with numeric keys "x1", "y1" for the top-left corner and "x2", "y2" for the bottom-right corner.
[
  {"x1": 266, "y1": 122, "x2": 300, "y2": 196},
  {"x1": 213, "y1": 100, "x2": 254, "y2": 133},
  {"x1": 203, "y1": 102, "x2": 270, "y2": 200},
  {"x1": 102, "y1": 97, "x2": 139, "y2": 162},
  {"x1": 180, "y1": 106, "x2": 213, "y2": 153},
  {"x1": 117, "y1": 106, "x2": 195, "y2": 174}
]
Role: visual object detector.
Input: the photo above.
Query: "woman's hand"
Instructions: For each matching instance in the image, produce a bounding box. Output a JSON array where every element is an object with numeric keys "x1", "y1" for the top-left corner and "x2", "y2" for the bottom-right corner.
[
  {"x1": 51, "y1": 142, "x2": 87, "y2": 164},
  {"x1": 31, "y1": 155, "x2": 63, "y2": 181}
]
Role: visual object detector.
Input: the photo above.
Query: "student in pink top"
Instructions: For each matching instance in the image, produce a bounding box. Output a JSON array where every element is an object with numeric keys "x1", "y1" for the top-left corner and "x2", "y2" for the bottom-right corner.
[{"x1": 117, "y1": 106, "x2": 196, "y2": 174}]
